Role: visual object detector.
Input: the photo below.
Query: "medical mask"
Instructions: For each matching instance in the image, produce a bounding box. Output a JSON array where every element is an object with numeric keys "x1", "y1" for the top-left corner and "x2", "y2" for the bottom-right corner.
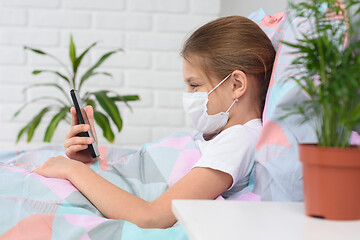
[{"x1": 183, "y1": 73, "x2": 238, "y2": 137}]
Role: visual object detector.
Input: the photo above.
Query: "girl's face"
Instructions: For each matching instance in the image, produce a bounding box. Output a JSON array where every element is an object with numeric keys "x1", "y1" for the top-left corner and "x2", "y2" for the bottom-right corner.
[{"x1": 182, "y1": 58, "x2": 234, "y2": 115}]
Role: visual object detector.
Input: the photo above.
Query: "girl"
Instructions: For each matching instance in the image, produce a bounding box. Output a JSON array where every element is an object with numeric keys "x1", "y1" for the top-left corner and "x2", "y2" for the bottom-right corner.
[{"x1": 34, "y1": 16, "x2": 275, "y2": 229}]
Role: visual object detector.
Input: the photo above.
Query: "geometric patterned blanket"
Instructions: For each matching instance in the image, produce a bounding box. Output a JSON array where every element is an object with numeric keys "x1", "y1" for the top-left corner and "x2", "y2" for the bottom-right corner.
[{"x1": 0, "y1": 132, "x2": 198, "y2": 239}]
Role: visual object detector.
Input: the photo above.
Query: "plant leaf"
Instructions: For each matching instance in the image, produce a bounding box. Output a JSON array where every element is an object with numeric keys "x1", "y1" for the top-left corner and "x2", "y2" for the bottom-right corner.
[
  {"x1": 13, "y1": 96, "x2": 66, "y2": 119},
  {"x1": 25, "y1": 46, "x2": 72, "y2": 78},
  {"x1": 352, "y1": 104, "x2": 360, "y2": 123},
  {"x1": 16, "y1": 125, "x2": 29, "y2": 143},
  {"x1": 79, "y1": 48, "x2": 122, "y2": 90},
  {"x1": 74, "y1": 42, "x2": 98, "y2": 75},
  {"x1": 26, "y1": 107, "x2": 51, "y2": 142},
  {"x1": 32, "y1": 70, "x2": 71, "y2": 84},
  {"x1": 109, "y1": 94, "x2": 140, "y2": 112},
  {"x1": 24, "y1": 46, "x2": 46, "y2": 55},
  {"x1": 92, "y1": 71, "x2": 113, "y2": 78},
  {"x1": 93, "y1": 91, "x2": 122, "y2": 132},
  {"x1": 44, "y1": 108, "x2": 68, "y2": 142},
  {"x1": 69, "y1": 35, "x2": 76, "y2": 69},
  {"x1": 93, "y1": 111, "x2": 115, "y2": 143},
  {"x1": 22, "y1": 83, "x2": 71, "y2": 103},
  {"x1": 110, "y1": 95, "x2": 140, "y2": 102},
  {"x1": 81, "y1": 71, "x2": 114, "y2": 85},
  {"x1": 83, "y1": 98, "x2": 96, "y2": 109}
]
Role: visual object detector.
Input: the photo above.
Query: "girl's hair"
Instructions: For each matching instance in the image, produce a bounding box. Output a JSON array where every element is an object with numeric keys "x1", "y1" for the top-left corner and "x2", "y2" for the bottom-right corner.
[{"x1": 181, "y1": 16, "x2": 276, "y2": 116}]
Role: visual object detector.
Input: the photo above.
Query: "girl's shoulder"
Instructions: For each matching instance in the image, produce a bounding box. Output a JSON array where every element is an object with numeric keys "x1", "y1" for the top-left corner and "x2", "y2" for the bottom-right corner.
[
  {"x1": 216, "y1": 118, "x2": 262, "y2": 142},
  {"x1": 224, "y1": 118, "x2": 262, "y2": 135},
  {"x1": 197, "y1": 118, "x2": 262, "y2": 152}
]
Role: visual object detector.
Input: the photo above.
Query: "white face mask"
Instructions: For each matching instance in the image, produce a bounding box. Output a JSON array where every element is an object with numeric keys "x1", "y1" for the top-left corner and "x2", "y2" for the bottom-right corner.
[{"x1": 183, "y1": 73, "x2": 238, "y2": 137}]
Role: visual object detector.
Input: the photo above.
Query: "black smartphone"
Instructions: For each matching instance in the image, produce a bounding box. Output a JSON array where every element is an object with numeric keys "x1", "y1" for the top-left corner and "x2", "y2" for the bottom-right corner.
[{"x1": 70, "y1": 89, "x2": 100, "y2": 158}]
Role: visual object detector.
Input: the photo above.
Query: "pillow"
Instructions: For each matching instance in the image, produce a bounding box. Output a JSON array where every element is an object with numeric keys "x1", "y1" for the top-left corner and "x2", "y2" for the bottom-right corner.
[
  {"x1": 247, "y1": 8, "x2": 287, "y2": 52},
  {"x1": 228, "y1": 8, "x2": 318, "y2": 201},
  {"x1": 230, "y1": 6, "x2": 360, "y2": 202}
]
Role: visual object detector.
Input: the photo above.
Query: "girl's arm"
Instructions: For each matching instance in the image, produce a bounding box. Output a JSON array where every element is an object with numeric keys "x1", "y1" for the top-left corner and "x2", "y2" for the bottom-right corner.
[{"x1": 34, "y1": 156, "x2": 232, "y2": 229}]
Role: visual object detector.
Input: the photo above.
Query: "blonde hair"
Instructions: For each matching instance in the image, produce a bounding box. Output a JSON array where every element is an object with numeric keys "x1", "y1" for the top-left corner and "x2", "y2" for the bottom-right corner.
[{"x1": 181, "y1": 16, "x2": 276, "y2": 115}]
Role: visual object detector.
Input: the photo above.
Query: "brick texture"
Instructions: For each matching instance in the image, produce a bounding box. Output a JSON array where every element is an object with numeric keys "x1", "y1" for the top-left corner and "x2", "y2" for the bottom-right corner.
[
  {"x1": 0, "y1": 9, "x2": 27, "y2": 26},
  {"x1": 0, "y1": 0, "x2": 220, "y2": 149},
  {"x1": 129, "y1": 0, "x2": 188, "y2": 13}
]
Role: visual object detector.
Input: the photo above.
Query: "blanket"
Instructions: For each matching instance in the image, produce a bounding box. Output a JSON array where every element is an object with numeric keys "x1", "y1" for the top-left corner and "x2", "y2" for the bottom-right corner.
[{"x1": 0, "y1": 132, "x2": 200, "y2": 240}]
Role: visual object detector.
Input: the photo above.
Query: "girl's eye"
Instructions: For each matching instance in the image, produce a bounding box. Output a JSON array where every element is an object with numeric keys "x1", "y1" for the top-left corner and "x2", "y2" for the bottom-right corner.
[{"x1": 190, "y1": 84, "x2": 198, "y2": 90}]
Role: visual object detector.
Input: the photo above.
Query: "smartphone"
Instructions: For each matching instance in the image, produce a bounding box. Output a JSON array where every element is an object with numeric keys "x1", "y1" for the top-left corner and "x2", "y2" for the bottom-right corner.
[{"x1": 70, "y1": 89, "x2": 100, "y2": 158}]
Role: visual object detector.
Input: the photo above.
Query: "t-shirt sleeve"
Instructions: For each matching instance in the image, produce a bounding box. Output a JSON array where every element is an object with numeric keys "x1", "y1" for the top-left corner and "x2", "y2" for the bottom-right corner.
[{"x1": 192, "y1": 126, "x2": 259, "y2": 190}]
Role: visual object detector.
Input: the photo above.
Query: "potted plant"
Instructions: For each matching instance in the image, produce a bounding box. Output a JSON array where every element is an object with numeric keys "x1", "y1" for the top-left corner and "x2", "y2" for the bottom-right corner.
[
  {"x1": 284, "y1": 0, "x2": 360, "y2": 220},
  {"x1": 14, "y1": 35, "x2": 140, "y2": 144}
]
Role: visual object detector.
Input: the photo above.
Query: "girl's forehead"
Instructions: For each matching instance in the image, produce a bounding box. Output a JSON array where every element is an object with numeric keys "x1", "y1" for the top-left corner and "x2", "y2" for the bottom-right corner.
[
  {"x1": 183, "y1": 59, "x2": 207, "y2": 80},
  {"x1": 182, "y1": 56, "x2": 223, "y2": 87},
  {"x1": 182, "y1": 58, "x2": 199, "y2": 72}
]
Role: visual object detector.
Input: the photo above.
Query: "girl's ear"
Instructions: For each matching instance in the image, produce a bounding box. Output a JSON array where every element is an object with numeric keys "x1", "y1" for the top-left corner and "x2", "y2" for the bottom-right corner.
[{"x1": 231, "y1": 70, "x2": 247, "y2": 99}]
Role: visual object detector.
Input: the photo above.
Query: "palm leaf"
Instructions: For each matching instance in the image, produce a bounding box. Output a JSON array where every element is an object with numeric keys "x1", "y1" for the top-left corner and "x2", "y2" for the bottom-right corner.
[
  {"x1": 16, "y1": 107, "x2": 51, "y2": 143},
  {"x1": 110, "y1": 95, "x2": 140, "y2": 102},
  {"x1": 352, "y1": 104, "x2": 360, "y2": 123},
  {"x1": 82, "y1": 71, "x2": 114, "y2": 85},
  {"x1": 69, "y1": 35, "x2": 76, "y2": 69},
  {"x1": 22, "y1": 83, "x2": 71, "y2": 103},
  {"x1": 32, "y1": 69, "x2": 71, "y2": 85},
  {"x1": 74, "y1": 42, "x2": 98, "y2": 75},
  {"x1": 91, "y1": 71, "x2": 113, "y2": 78},
  {"x1": 24, "y1": 46, "x2": 46, "y2": 55},
  {"x1": 13, "y1": 96, "x2": 66, "y2": 119},
  {"x1": 94, "y1": 111, "x2": 115, "y2": 143},
  {"x1": 44, "y1": 108, "x2": 68, "y2": 142},
  {"x1": 83, "y1": 98, "x2": 96, "y2": 109},
  {"x1": 16, "y1": 125, "x2": 29, "y2": 143},
  {"x1": 78, "y1": 49, "x2": 122, "y2": 90},
  {"x1": 93, "y1": 91, "x2": 122, "y2": 132},
  {"x1": 109, "y1": 94, "x2": 140, "y2": 112},
  {"x1": 21, "y1": 38, "x2": 133, "y2": 144},
  {"x1": 27, "y1": 107, "x2": 51, "y2": 142},
  {"x1": 24, "y1": 46, "x2": 72, "y2": 78}
]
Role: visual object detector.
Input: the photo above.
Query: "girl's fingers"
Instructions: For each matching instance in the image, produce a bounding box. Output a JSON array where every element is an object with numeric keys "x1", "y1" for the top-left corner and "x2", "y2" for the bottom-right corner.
[
  {"x1": 70, "y1": 107, "x2": 79, "y2": 127},
  {"x1": 65, "y1": 145, "x2": 89, "y2": 158},
  {"x1": 85, "y1": 105, "x2": 98, "y2": 142},
  {"x1": 64, "y1": 136, "x2": 93, "y2": 149},
  {"x1": 69, "y1": 105, "x2": 97, "y2": 143},
  {"x1": 64, "y1": 129, "x2": 93, "y2": 148},
  {"x1": 65, "y1": 124, "x2": 90, "y2": 140},
  {"x1": 85, "y1": 105, "x2": 94, "y2": 120}
]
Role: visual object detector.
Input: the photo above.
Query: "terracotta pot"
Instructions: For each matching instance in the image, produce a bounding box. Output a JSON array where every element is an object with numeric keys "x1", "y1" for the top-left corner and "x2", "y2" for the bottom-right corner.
[{"x1": 299, "y1": 144, "x2": 360, "y2": 220}]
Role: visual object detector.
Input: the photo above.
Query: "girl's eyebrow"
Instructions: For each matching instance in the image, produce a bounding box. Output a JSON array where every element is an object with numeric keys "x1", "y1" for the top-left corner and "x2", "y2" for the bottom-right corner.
[{"x1": 185, "y1": 76, "x2": 199, "y2": 83}]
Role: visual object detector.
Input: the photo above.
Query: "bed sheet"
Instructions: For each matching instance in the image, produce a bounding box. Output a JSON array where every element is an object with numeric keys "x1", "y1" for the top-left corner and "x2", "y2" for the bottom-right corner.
[{"x1": 0, "y1": 132, "x2": 198, "y2": 240}]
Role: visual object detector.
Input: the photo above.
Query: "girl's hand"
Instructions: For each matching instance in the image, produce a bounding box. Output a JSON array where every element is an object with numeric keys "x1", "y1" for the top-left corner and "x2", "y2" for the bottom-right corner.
[
  {"x1": 64, "y1": 106, "x2": 99, "y2": 163},
  {"x1": 33, "y1": 156, "x2": 80, "y2": 180}
]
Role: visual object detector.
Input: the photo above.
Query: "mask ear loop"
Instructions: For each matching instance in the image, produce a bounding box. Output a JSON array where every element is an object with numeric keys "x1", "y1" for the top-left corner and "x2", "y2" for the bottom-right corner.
[
  {"x1": 225, "y1": 99, "x2": 238, "y2": 114},
  {"x1": 208, "y1": 73, "x2": 232, "y2": 95}
]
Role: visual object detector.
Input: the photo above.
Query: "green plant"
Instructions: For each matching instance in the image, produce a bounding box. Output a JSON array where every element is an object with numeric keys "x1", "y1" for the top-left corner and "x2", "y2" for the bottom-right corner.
[
  {"x1": 14, "y1": 35, "x2": 140, "y2": 143},
  {"x1": 283, "y1": 0, "x2": 360, "y2": 147}
]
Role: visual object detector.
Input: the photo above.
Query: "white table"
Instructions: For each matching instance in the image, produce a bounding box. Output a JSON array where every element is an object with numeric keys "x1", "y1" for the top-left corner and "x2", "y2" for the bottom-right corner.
[{"x1": 172, "y1": 200, "x2": 360, "y2": 240}]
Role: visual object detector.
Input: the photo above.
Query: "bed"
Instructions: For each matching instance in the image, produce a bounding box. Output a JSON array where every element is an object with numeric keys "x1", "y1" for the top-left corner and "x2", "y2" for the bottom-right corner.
[{"x1": 1, "y1": 7, "x2": 359, "y2": 240}]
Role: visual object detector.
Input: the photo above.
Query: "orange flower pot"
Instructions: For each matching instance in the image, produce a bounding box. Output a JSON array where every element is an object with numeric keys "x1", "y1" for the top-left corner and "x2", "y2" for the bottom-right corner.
[{"x1": 299, "y1": 144, "x2": 360, "y2": 220}]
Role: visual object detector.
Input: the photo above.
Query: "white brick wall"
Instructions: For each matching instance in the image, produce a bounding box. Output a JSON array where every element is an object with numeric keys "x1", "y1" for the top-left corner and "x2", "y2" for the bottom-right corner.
[
  {"x1": 30, "y1": 10, "x2": 92, "y2": 28},
  {"x1": 129, "y1": 0, "x2": 188, "y2": 13},
  {"x1": 0, "y1": 9, "x2": 27, "y2": 26},
  {"x1": 0, "y1": 28, "x2": 59, "y2": 46},
  {"x1": 0, "y1": 0, "x2": 220, "y2": 150},
  {"x1": 3, "y1": 0, "x2": 60, "y2": 8}
]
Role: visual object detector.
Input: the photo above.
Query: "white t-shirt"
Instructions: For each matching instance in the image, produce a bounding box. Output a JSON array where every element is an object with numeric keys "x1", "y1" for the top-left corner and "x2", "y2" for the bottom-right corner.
[{"x1": 192, "y1": 118, "x2": 262, "y2": 198}]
